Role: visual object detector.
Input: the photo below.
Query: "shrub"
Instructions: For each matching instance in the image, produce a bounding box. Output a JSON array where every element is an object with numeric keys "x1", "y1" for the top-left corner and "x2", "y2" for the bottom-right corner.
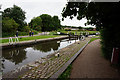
[
  {"x1": 18, "y1": 32, "x2": 28, "y2": 36},
  {"x1": 69, "y1": 32, "x2": 74, "y2": 35},
  {"x1": 2, "y1": 32, "x2": 15, "y2": 37},
  {"x1": 31, "y1": 30, "x2": 39, "y2": 34},
  {"x1": 21, "y1": 26, "x2": 30, "y2": 32},
  {"x1": 100, "y1": 27, "x2": 120, "y2": 65},
  {"x1": 65, "y1": 29, "x2": 71, "y2": 31}
]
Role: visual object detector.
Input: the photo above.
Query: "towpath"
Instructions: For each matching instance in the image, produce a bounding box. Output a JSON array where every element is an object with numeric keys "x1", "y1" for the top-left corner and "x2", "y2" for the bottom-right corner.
[{"x1": 70, "y1": 39, "x2": 120, "y2": 78}]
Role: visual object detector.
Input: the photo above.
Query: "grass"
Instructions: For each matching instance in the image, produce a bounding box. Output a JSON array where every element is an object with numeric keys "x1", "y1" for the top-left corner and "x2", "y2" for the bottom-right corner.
[
  {"x1": 57, "y1": 64, "x2": 72, "y2": 80},
  {"x1": 89, "y1": 37, "x2": 100, "y2": 44},
  {"x1": 0, "y1": 35, "x2": 60, "y2": 43}
]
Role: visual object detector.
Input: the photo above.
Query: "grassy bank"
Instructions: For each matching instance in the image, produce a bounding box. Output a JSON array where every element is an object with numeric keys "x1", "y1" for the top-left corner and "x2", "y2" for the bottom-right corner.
[
  {"x1": 0, "y1": 35, "x2": 60, "y2": 43},
  {"x1": 89, "y1": 37, "x2": 100, "y2": 44},
  {"x1": 58, "y1": 64, "x2": 72, "y2": 80}
]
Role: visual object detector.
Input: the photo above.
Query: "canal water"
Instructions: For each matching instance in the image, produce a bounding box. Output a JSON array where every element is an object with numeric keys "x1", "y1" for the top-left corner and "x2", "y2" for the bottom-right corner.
[{"x1": 2, "y1": 38, "x2": 79, "y2": 74}]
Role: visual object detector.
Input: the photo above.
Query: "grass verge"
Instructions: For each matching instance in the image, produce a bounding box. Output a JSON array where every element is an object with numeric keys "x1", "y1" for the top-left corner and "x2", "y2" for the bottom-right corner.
[
  {"x1": 0, "y1": 35, "x2": 60, "y2": 43},
  {"x1": 57, "y1": 64, "x2": 72, "y2": 80},
  {"x1": 89, "y1": 37, "x2": 100, "y2": 44}
]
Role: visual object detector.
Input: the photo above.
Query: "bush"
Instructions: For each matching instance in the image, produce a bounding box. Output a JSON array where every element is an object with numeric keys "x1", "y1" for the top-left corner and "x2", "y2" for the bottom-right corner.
[
  {"x1": 31, "y1": 30, "x2": 39, "y2": 34},
  {"x1": 21, "y1": 26, "x2": 30, "y2": 32},
  {"x1": 69, "y1": 32, "x2": 74, "y2": 35},
  {"x1": 2, "y1": 17, "x2": 19, "y2": 33},
  {"x1": 19, "y1": 32, "x2": 28, "y2": 36},
  {"x1": 49, "y1": 31, "x2": 57, "y2": 35},
  {"x1": 65, "y1": 29, "x2": 71, "y2": 31},
  {"x1": 2, "y1": 31, "x2": 38, "y2": 37},
  {"x1": 100, "y1": 27, "x2": 120, "y2": 65},
  {"x1": 2, "y1": 32, "x2": 15, "y2": 37},
  {"x1": 100, "y1": 28, "x2": 113, "y2": 59}
]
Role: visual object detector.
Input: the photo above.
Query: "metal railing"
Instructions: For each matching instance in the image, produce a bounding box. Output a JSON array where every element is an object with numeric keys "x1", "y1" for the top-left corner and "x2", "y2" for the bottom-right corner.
[
  {"x1": 9, "y1": 36, "x2": 19, "y2": 45},
  {"x1": 9, "y1": 37, "x2": 13, "y2": 44}
]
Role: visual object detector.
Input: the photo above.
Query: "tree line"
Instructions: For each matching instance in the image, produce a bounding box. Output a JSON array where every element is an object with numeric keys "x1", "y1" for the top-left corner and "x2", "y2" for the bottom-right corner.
[
  {"x1": 2, "y1": 5, "x2": 61, "y2": 37},
  {"x1": 29, "y1": 14, "x2": 61, "y2": 32}
]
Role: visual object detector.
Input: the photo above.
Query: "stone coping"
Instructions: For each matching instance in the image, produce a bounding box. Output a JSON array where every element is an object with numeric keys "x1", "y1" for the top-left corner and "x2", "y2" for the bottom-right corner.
[{"x1": 1, "y1": 36, "x2": 68, "y2": 49}]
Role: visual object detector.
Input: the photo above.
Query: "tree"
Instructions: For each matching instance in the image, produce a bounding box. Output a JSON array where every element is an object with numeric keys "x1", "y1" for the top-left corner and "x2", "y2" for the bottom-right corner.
[
  {"x1": 62, "y1": 2, "x2": 120, "y2": 28},
  {"x1": 62, "y1": 2, "x2": 120, "y2": 60},
  {"x1": 29, "y1": 17, "x2": 42, "y2": 31},
  {"x1": 78, "y1": 26, "x2": 83, "y2": 30},
  {"x1": 2, "y1": 5, "x2": 26, "y2": 31},
  {"x1": 2, "y1": 17, "x2": 19, "y2": 33},
  {"x1": 52, "y1": 16, "x2": 61, "y2": 30},
  {"x1": 29, "y1": 14, "x2": 61, "y2": 31},
  {"x1": 85, "y1": 27, "x2": 94, "y2": 31},
  {"x1": 40, "y1": 14, "x2": 53, "y2": 31}
]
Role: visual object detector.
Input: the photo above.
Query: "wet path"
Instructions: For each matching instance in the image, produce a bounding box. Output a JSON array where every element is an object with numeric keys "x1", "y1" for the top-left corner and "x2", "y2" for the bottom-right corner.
[{"x1": 70, "y1": 39, "x2": 120, "y2": 78}]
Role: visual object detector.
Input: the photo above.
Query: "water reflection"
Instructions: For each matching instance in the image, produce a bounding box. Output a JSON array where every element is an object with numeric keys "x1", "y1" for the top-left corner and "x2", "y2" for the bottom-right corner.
[
  {"x1": 2, "y1": 40, "x2": 61, "y2": 73},
  {"x1": 2, "y1": 49, "x2": 27, "y2": 65},
  {"x1": 33, "y1": 40, "x2": 60, "y2": 52}
]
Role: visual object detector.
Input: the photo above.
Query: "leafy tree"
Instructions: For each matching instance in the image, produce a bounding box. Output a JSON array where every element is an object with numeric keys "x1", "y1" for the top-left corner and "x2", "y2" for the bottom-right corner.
[
  {"x1": 85, "y1": 27, "x2": 94, "y2": 31},
  {"x1": 21, "y1": 26, "x2": 30, "y2": 32},
  {"x1": 52, "y1": 16, "x2": 61, "y2": 30},
  {"x1": 62, "y1": 2, "x2": 120, "y2": 60},
  {"x1": 62, "y1": 2, "x2": 120, "y2": 28},
  {"x1": 29, "y1": 17, "x2": 42, "y2": 31},
  {"x1": 2, "y1": 17, "x2": 19, "y2": 33},
  {"x1": 40, "y1": 14, "x2": 53, "y2": 31},
  {"x1": 29, "y1": 14, "x2": 61, "y2": 31},
  {"x1": 78, "y1": 26, "x2": 83, "y2": 30},
  {"x1": 2, "y1": 5, "x2": 26, "y2": 31}
]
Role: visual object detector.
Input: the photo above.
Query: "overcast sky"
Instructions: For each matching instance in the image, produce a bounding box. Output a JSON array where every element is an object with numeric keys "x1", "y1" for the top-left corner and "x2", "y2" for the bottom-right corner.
[{"x1": 0, "y1": 0, "x2": 95, "y2": 27}]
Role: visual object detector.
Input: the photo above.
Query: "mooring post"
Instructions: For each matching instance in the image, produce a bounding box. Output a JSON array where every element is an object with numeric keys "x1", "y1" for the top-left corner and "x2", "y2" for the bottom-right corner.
[{"x1": 35, "y1": 39, "x2": 37, "y2": 43}]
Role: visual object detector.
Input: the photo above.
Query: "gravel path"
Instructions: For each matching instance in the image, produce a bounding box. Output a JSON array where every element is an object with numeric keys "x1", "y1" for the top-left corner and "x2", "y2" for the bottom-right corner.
[{"x1": 70, "y1": 39, "x2": 120, "y2": 78}]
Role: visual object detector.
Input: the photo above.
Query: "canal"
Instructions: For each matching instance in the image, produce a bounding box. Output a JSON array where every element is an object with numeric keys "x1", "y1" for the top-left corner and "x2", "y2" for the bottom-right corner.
[{"x1": 2, "y1": 38, "x2": 79, "y2": 74}]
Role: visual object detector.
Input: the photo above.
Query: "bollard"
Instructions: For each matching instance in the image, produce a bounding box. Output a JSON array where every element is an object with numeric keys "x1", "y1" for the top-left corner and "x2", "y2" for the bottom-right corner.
[
  {"x1": 111, "y1": 47, "x2": 120, "y2": 64},
  {"x1": 35, "y1": 39, "x2": 37, "y2": 43}
]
